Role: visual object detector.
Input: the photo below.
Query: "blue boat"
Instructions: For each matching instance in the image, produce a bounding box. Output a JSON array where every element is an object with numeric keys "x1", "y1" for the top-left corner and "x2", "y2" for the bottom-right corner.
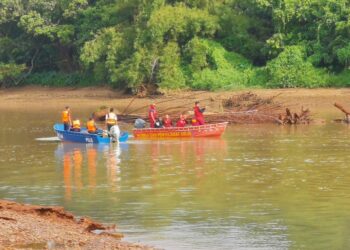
[{"x1": 54, "y1": 123, "x2": 129, "y2": 143}]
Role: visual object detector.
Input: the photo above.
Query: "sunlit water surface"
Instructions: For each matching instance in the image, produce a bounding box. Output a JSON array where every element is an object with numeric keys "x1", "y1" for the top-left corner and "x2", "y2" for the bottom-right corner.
[{"x1": 1, "y1": 110, "x2": 350, "y2": 250}]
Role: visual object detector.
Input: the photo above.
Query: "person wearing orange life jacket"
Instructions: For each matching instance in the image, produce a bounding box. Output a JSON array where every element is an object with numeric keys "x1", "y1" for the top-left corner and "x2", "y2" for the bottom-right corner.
[
  {"x1": 105, "y1": 108, "x2": 118, "y2": 131},
  {"x1": 86, "y1": 117, "x2": 98, "y2": 134},
  {"x1": 61, "y1": 106, "x2": 72, "y2": 131},
  {"x1": 71, "y1": 119, "x2": 81, "y2": 132}
]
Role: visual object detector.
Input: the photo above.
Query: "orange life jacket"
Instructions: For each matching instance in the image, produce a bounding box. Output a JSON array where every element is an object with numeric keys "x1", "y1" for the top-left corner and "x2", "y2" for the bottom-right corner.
[
  {"x1": 87, "y1": 120, "x2": 96, "y2": 132},
  {"x1": 62, "y1": 110, "x2": 70, "y2": 123},
  {"x1": 106, "y1": 113, "x2": 117, "y2": 125},
  {"x1": 72, "y1": 119, "x2": 81, "y2": 129}
]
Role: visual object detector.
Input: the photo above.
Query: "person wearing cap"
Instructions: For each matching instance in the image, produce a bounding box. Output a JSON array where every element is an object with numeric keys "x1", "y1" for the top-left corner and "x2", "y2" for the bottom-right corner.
[
  {"x1": 148, "y1": 103, "x2": 158, "y2": 128},
  {"x1": 194, "y1": 101, "x2": 205, "y2": 125}
]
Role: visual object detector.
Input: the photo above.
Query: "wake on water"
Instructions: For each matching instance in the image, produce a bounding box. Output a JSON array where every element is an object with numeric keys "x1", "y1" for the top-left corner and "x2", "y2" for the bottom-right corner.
[
  {"x1": 35, "y1": 135, "x2": 134, "y2": 143},
  {"x1": 35, "y1": 137, "x2": 61, "y2": 142}
]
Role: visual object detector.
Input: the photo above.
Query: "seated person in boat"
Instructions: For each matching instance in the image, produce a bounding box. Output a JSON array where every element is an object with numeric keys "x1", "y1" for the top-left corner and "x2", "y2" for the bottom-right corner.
[
  {"x1": 134, "y1": 118, "x2": 146, "y2": 128},
  {"x1": 154, "y1": 117, "x2": 164, "y2": 128},
  {"x1": 194, "y1": 101, "x2": 205, "y2": 125},
  {"x1": 71, "y1": 119, "x2": 81, "y2": 132},
  {"x1": 105, "y1": 108, "x2": 118, "y2": 131},
  {"x1": 176, "y1": 114, "x2": 187, "y2": 127},
  {"x1": 86, "y1": 117, "x2": 98, "y2": 134},
  {"x1": 163, "y1": 114, "x2": 172, "y2": 127},
  {"x1": 61, "y1": 106, "x2": 72, "y2": 131},
  {"x1": 191, "y1": 118, "x2": 200, "y2": 126}
]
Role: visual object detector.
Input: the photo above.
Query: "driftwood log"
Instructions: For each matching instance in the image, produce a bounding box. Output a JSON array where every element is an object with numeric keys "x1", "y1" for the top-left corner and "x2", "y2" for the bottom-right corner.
[
  {"x1": 334, "y1": 102, "x2": 350, "y2": 123},
  {"x1": 277, "y1": 107, "x2": 311, "y2": 125},
  {"x1": 91, "y1": 92, "x2": 314, "y2": 125}
]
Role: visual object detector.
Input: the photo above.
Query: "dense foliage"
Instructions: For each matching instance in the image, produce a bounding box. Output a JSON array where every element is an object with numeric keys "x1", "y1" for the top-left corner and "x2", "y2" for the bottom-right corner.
[{"x1": 1, "y1": 0, "x2": 350, "y2": 89}]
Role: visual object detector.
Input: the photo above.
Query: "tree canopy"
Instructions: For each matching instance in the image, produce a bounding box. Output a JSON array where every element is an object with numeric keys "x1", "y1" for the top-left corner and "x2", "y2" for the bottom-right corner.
[{"x1": 1, "y1": 0, "x2": 350, "y2": 89}]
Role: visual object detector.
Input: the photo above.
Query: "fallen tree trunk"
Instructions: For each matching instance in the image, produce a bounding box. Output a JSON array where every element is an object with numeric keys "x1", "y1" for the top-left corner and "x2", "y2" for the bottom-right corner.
[
  {"x1": 334, "y1": 102, "x2": 350, "y2": 123},
  {"x1": 334, "y1": 102, "x2": 350, "y2": 115}
]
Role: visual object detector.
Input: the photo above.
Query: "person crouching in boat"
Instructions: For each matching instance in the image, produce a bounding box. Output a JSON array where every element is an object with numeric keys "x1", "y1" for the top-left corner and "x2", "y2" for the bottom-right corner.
[
  {"x1": 194, "y1": 101, "x2": 205, "y2": 125},
  {"x1": 105, "y1": 108, "x2": 118, "y2": 131},
  {"x1": 191, "y1": 118, "x2": 200, "y2": 126},
  {"x1": 87, "y1": 117, "x2": 98, "y2": 134},
  {"x1": 176, "y1": 114, "x2": 187, "y2": 127},
  {"x1": 71, "y1": 119, "x2": 81, "y2": 132},
  {"x1": 62, "y1": 106, "x2": 72, "y2": 131},
  {"x1": 134, "y1": 118, "x2": 146, "y2": 128},
  {"x1": 148, "y1": 103, "x2": 157, "y2": 128},
  {"x1": 154, "y1": 117, "x2": 164, "y2": 128},
  {"x1": 163, "y1": 114, "x2": 172, "y2": 127}
]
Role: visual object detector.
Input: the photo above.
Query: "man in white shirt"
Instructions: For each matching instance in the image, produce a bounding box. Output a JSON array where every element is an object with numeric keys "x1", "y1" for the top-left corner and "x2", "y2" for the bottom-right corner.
[{"x1": 105, "y1": 108, "x2": 118, "y2": 131}]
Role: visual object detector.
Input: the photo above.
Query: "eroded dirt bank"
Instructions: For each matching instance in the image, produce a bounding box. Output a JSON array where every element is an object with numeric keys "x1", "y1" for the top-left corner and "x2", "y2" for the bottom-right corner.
[
  {"x1": 1, "y1": 86, "x2": 350, "y2": 118},
  {"x1": 0, "y1": 200, "x2": 153, "y2": 250}
]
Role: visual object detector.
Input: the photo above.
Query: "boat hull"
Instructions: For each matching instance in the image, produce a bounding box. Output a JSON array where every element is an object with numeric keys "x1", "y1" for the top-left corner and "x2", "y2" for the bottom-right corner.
[
  {"x1": 133, "y1": 122, "x2": 228, "y2": 139},
  {"x1": 54, "y1": 124, "x2": 128, "y2": 143}
]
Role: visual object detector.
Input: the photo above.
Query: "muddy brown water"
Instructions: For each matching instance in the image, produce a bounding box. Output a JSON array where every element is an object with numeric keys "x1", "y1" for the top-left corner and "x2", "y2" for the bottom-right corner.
[{"x1": 1, "y1": 109, "x2": 350, "y2": 250}]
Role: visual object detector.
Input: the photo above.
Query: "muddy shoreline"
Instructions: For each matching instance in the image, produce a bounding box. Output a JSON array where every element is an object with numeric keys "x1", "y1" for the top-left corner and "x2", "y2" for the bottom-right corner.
[
  {"x1": 1, "y1": 86, "x2": 350, "y2": 118},
  {"x1": 0, "y1": 200, "x2": 153, "y2": 249}
]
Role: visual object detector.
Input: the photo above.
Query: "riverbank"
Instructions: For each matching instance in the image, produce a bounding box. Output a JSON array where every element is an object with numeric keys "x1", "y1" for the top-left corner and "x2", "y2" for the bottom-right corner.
[
  {"x1": 0, "y1": 200, "x2": 152, "y2": 249},
  {"x1": 1, "y1": 86, "x2": 350, "y2": 118}
]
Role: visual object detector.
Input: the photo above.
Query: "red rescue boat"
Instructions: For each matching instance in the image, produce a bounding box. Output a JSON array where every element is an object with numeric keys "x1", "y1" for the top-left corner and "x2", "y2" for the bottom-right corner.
[{"x1": 133, "y1": 122, "x2": 228, "y2": 139}]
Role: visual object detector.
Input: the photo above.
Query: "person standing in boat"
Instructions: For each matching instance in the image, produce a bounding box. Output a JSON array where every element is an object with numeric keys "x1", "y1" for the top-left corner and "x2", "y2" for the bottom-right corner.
[
  {"x1": 105, "y1": 108, "x2": 118, "y2": 131},
  {"x1": 149, "y1": 103, "x2": 157, "y2": 128},
  {"x1": 86, "y1": 117, "x2": 98, "y2": 134},
  {"x1": 62, "y1": 106, "x2": 72, "y2": 131},
  {"x1": 194, "y1": 101, "x2": 205, "y2": 125}
]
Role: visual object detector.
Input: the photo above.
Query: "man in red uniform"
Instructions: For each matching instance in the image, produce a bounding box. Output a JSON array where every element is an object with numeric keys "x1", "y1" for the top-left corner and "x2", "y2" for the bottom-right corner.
[
  {"x1": 194, "y1": 101, "x2": 205, "y2": 125},
  {"x1": 176, "y1": 114, "x2": 187, "y2": 127},
  {"x1": 163, "y1": 114, "x2": 172, "y2": 127},
  {"x1": 148, "y1": 103, "x2": 157, "y2": 128}
]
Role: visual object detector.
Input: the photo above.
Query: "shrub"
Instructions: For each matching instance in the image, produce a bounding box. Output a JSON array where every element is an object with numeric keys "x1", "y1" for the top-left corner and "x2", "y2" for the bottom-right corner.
[
  {"x1": 266, "y1": 46, "x2": 328, "y2": 88},
  {"x1": 0, "y1": 63, "x2": 26, "y2": 87},
  {"x1": 184, "y1": 38, "x2": 252, "y2": 90},
  {"x1": 23, "y1": 71, "x2": 97, "y2": 87}
]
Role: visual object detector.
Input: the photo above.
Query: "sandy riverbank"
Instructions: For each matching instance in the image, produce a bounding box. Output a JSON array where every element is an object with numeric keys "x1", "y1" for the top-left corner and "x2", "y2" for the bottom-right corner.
[
  {"x1": 0, "y1": 200, "x2": 153, "y2": 250},
  {"x1": 1, "y1": 86, "x2": 350, "y2": 118}
]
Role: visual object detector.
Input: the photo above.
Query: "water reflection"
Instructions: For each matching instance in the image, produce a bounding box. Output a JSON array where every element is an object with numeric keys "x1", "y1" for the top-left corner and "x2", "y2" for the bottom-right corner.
[
  {"x1": 4, "y1": 112, "x2": 350, "y2": 250},
  {"x1": 55, "y1": 143, "x2": 123, "y2": 200},
  {"x1": 131, "y1": 138, "x2": 228, "y2": 187}
]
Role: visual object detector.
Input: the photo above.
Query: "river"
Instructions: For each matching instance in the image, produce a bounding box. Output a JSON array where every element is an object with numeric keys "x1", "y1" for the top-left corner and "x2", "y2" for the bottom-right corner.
[{"x1": 1, "y1": 109, "x2": 350, "y2": 249}]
